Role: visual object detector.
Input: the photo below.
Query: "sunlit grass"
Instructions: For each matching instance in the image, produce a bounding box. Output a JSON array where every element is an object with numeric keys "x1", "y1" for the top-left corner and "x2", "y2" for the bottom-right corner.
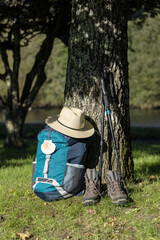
[{"x1": 0, "y1": 138, "x2": 160, "y2": 239}]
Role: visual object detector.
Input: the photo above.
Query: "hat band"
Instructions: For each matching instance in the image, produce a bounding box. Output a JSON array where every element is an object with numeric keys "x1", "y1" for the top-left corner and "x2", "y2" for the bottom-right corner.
[{"x1": 57, "y1": 120, "x2": 84, "y2": 131}]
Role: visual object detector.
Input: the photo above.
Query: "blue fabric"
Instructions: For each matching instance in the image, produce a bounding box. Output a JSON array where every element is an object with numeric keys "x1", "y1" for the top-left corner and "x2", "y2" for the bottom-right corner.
[
  {"x1": 35, "y1": 182, "x2": 57, "y2": 193},
  {"x1": 34, "y1": 127, "x2": 68, "y2": 185},
  {"x1": 63, "y1": 134, "x2": 92, "y2": 165},
  {"x1": 34, "y1": 189, "x2": 63, "y2": 202}
]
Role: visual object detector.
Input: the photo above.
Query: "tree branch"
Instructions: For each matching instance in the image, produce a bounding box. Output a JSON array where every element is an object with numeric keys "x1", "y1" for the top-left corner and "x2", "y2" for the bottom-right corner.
[
  {"x1": 0, "y1": 73, "x2": 7, "y2": 81},
  {"x1": 0, "y1": 95, "x2": 5, "y2": 108},
  {"x1": 23, "y1": 71, "x2": 47, "y2": 109},
  {"x1": 20, "y1": 31, "x2": 54, "y2": 104},
  {"x1": 0, "y1": 43, "x2": 12, "y2": 75},
  {"x1": 20, "y1": 32, "x2": 41, "y2": 47},
  {"x1": 12, "y1": 25, "x2": 21, "y2": 103},
  {"x1": 0, "y1": 43, "x2": 12, "y2": 107}
]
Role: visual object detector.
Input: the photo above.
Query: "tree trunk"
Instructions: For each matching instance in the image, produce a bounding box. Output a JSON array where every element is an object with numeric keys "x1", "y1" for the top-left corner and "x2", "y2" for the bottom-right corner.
[
  {"x1": 3, "y1": 106, "x2": 27, "y2": 148},
  {"x1": 64, "y1": 0, "x2": 134, "y2": 181}
]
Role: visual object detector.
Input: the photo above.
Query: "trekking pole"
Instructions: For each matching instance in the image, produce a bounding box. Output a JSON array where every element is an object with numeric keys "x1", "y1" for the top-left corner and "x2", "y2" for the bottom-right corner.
[
  {"x1": 101, "y1": 70, "x2": 122, "y2": 181},
  {"x1": 99, "y1": 97, "x2": 105, "y2": 185}
]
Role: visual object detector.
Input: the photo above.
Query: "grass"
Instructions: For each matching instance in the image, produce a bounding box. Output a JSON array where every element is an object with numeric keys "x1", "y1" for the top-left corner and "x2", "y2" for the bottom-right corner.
[
  {"x1": 0, "y1": 128, "x2": 160, "y2": 239},
  {"x1": 131, "y1": 126, "x2": 160, "y2": 141}
]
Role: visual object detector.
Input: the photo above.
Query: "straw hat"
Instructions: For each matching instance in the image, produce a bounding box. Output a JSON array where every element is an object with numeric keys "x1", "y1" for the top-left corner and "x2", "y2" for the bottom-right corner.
[{"x1": 45, "y1": 107, "x2": 95, "y2": 138}]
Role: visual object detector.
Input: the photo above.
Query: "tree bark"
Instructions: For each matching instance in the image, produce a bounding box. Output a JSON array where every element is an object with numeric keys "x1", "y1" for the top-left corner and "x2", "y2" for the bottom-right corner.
[{"x1": 64, "y1": 0, "x2": 134, "y2": 181}]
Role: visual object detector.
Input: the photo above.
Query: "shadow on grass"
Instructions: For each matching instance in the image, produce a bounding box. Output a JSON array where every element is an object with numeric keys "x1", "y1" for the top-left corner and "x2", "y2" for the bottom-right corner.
[
  {"x1": 132, "y1": 142, "x2": 160, "y2": 177},
  {"x1": 0, "y1": 123, "x2": 43, "y2": 168},
  {"x1": 131, "y1": 126, "x2": 160, "y2": 141},
  {"x1": 132, "y1": 142, "x2": 160, "y2": 155},
  {"x1": 135, "y1": 162, "x2": 160, "y2": 176},
  {"x1": 0, "y1": 140, "x2": 37, "y2": 168}
]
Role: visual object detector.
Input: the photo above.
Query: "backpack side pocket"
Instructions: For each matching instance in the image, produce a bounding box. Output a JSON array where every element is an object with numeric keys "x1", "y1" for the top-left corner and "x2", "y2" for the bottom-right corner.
[{"x1": 63, "y1": 163, "x2": 85, "y2": 194}]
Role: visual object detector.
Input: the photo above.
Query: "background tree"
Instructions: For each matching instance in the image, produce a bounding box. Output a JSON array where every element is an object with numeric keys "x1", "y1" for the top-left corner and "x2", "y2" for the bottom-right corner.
[{"x1": 0, "y1": 0, "x2": 71, "y2": 147}]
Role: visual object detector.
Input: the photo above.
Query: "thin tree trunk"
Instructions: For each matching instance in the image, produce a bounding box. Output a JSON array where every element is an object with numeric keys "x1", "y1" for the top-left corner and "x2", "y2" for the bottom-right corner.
[
  {"x1": 64, "y1": 0, "x2": 134, "y2": 181},
  {"x1": 3, "y1": 107, "x2": 25, "y2": 147}
]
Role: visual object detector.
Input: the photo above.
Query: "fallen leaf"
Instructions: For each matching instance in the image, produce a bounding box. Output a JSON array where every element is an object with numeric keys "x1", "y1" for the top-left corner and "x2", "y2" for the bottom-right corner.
[
  {"x1": 52, "y1": 211, "x2": 57, "y2": 218},
  {"x1": 86, "y1": 208, "x2": 96, "y2": 215},
  {"x1": 104, "y1": 222, "x2": 109, "y2": 227},
  {"x1": 104, "y1": 217, "x2": 118, "y2": 227},
  {"x1": 66, "y1": 235, "x2": 72, "y2": 239},
  {"x1": 138, "y1": 182, "x2": 144, "y2": 187},
  {"x1": 84, "y1": 233, "x2": 89, "y2": 237},
  {"x1": 67, "y1": 202, "x2": 72, "y2": 206},
  {"x1": 150, "y1": 175, "x2": 157, "y2": 180},
  {"x1": 16, "y1": 231, "x2": 30, "y2": 240},
  {"x1": 84, "y1": 232, "x2": 94, "y2": 237},
  {"x1": 43, "y1": 202, "x2": 47, "y2": 206},
  {"x1": 113, "y1": 217, "x2": 118, "y2": 221},
  {"x1": 131, "y1": 205, "x2": 136, "y2": 209}
]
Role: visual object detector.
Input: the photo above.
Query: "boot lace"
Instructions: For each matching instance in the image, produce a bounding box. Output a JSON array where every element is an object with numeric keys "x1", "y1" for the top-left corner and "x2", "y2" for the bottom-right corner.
[
  {"x1": 85, "y1": 178, "x2": 101, "y2": 197},
  {"x1": 112, "y1": 181, "x2": 125, "y2": 194}
]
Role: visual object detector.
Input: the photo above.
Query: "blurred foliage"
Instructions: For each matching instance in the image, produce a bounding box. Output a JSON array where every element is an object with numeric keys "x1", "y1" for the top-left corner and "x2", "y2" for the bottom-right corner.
[
  {"x1": 128, "y1": 14, "x2": 160, "y2": 108},
  {"x1": 32, "y1": 37, "x2": 68, "y2": 107}
]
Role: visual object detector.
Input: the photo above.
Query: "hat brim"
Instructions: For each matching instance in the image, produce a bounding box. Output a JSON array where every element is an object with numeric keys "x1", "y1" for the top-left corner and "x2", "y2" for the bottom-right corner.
[{"x1": 45, "y1": 115, "x2": 95, "y2": 138}]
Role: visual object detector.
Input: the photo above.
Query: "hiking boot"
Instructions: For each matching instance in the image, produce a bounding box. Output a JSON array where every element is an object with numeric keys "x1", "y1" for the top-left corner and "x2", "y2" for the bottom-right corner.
[
  {"x1": 82, "y1": 168, "x2": 100, "y2": 206},
  {"x1": 106, "y1": 170, "x2": 128, "y2": 205}
]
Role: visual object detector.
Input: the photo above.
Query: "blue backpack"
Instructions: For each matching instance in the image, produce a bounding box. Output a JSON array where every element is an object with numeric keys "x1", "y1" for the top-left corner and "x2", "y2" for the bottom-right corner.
[{"x1": 31, "y1": 125, "x2": 92, "y2": 202}]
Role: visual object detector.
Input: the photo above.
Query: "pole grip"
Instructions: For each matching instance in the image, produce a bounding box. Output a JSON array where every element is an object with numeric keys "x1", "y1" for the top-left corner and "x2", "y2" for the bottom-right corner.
[
  {"x1": 103, "y1": 69, "x2": 108, "y2": 81},
  {"x1": 101, "y1": 77, "x2": 109, "y2": 109}
]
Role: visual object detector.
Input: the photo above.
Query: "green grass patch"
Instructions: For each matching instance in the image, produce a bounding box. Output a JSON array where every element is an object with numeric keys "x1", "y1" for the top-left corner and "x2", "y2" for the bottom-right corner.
[
  {"x1": 0, "y1": 140, "x2": 160, "y2": 239},
  {"x1": 131, "y1": 126, "x2": 160, "y2": 141}
]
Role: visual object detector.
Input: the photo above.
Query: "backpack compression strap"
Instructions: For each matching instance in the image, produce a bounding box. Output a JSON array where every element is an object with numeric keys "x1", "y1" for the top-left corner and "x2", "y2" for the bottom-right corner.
[{"x1": 43, "y1": 154, "x2": 51, "y2": 178}]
